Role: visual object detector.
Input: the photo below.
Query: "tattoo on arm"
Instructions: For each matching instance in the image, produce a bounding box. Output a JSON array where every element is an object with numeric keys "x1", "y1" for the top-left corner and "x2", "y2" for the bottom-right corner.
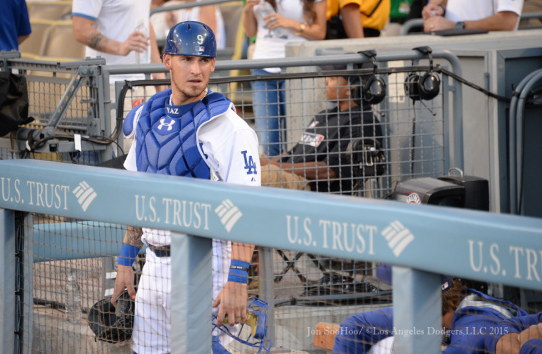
[
  {"x1": 124, "y1": 226, "x2": 144, "y2": 248},
  {"x1": 89, "y1": 33, "x2": 106, "y2": 50}
]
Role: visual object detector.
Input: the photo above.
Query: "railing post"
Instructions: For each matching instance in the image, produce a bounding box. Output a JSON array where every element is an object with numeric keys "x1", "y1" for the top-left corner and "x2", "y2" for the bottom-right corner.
[
  {"x1": 393, "y1": 266, "x2": 442, "y2": 354},
  {"x1": 170, "y1": 232, "x2": 212, "y2": 354},
  {"x1": 0, "y1": 208, "x2": 16, "y2": 354},
  {"x1": 258, "y1": 247, "x2": 276, "y2": 344}
]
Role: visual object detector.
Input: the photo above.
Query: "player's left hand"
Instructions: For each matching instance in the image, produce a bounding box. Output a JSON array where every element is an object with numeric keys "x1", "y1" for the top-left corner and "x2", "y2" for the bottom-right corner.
[{"x1": 213, "y1": 281, "x2": 248, "y2": 327}]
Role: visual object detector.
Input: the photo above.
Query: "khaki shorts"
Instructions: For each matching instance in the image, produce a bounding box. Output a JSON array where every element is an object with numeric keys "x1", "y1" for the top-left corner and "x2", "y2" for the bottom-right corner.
[{"x1": 261, "y1": 164, "x2": 311, "y2": 191}]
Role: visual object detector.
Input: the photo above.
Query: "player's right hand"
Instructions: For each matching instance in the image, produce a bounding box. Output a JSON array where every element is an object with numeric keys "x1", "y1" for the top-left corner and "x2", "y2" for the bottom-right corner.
[
  {"x1": 119, "y1": 31, "x2": 149, "y2": 56},
  {"x1": 111, "y1": 264, "x2": 135, "y2": 307}
]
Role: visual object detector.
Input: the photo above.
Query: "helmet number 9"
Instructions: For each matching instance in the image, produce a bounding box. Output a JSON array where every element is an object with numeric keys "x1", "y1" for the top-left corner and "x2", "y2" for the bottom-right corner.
[{"x1": 197, "y1": 34, "x2": 204, "y2": 44}]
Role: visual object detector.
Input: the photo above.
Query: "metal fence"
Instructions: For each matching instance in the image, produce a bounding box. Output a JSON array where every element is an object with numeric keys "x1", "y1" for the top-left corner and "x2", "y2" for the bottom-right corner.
[
  {"x1": 4, "y1": 49, "x2": 541, "y2": 354},
  {"x1": 3, "y1": 49, "x2": 461, "y2": 190}
]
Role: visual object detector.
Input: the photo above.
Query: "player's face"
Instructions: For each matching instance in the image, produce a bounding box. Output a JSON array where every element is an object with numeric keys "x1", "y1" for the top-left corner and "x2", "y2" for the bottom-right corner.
[
  {"x1": 163, "y1": 54, "x2": 215, "y2": 105},
  {"x1": 325, "y1": 76, "x2": 350, "y2": 102}
]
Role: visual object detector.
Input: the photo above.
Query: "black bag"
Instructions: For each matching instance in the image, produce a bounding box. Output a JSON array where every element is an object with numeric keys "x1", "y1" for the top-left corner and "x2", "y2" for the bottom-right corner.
[
  {"x1": 326, "y1": 15, "x2": 348, "y2": 40},
  {"x1": 0, "y1": 71, "x2": 33, "y2": 137}
]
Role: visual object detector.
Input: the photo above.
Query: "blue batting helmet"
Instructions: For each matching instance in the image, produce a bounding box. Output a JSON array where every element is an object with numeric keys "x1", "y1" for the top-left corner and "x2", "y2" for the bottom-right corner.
[{"x1": 162, "y1": 21, "x2": 216, "y2": 58}]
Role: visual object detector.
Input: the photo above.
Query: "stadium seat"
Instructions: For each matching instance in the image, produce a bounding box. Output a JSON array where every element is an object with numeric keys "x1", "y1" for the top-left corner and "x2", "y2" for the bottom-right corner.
[
  {"x1": 27, "y1": 1, "x2": 73, "y2": 21},
  {"x1": 43, "y1": 21, "x2": 85, "y2": 59},
  {"x1": 19, "y1": 19, "x2": 55, "y2": 57}
]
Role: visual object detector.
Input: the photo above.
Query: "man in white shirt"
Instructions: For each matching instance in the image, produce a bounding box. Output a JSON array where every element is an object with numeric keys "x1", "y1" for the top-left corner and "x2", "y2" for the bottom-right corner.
[
  {"x1": 72, "y1": 0, "x2": 164, "y2": 83},
  {"x1": 422, "y1": 0, "x2": 524, "y2": 32},
  {"x1": 72, "y1": 0, "x2": 168, "y2": 155}
]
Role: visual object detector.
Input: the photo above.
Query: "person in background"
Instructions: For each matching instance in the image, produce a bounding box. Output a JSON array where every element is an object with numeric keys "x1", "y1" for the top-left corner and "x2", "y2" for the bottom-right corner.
[
  {"x1": 1, "y1": 0, "x2": 31, "y2": 51},
  {"x1": 521, "y1": 0, "x2": 542, "y2": 26},
  {"x1": 260, "y1": 67, "x2": 383, "y2": 195},
  {"x1": 422, "y1": 0, "x2": 524, "y2": 32},
  {"x1": 72, "y1": 0, "x2": 167, "y2": 157},
  {"x1": 150, "y1": 0, "x2": 226, "y2": 52},
  {"x1": 334, "y1": 267, "x2": 536, "y2": 354},
  {"x1": 72, "y1": 0, "x2": 165, "y2": 82},
  {"x1": 325, "y1": 0, "x2": 391, "y2": 39},
  {"x1": 496, "y1": 312, "x2": 542, "y2": 354},
  {"x1": 382, "y1": 0, "x2": 413, "y2": 36},
  {"x1": 243, "y1": 0, "x2": 327, "y2": 157}
]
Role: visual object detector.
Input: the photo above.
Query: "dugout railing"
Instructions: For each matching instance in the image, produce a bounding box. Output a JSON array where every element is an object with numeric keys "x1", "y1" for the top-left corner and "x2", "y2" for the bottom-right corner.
[{"x1": 1, "y1": 160, "x2": 542, "y2": 354}]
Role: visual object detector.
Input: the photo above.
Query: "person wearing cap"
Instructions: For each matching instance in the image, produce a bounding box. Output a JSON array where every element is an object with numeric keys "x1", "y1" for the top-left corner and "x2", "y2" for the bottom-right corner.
[
  {"x1": 333, "y1": 272, "x2": 530, "y2": 354},
  {"x1": 259, "y1": 67, "x2": 383, "y2": 195},
  {"x1": 110, "y1": 21, "x2": 260, "y2": 354},
  {"x1": 496, "y1": 312, "x2": 542, "y2": 354}
]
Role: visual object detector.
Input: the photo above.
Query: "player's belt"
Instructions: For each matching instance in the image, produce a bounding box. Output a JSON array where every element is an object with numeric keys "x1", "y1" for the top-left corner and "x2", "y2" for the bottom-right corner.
[{"x1": 148, "y1": 245, "x2": 171, "y2": 257}]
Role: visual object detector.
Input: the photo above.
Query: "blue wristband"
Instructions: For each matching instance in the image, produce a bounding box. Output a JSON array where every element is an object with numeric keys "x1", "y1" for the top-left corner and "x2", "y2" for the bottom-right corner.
[
  {"x1": 230, "y1": 260, "x2": 250, "y2": 270},
  {"x1": 118, "y1": 244, "x2": 140, "y2": 266},
  {"x1": 228, "y1": 260, "x2": 250, "y2": 284}
]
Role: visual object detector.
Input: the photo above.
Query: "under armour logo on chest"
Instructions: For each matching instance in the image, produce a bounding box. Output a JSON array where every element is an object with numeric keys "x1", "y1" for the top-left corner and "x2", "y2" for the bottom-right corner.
[{"x1": 157, "y1": 118, "x2": 176, "y2": 131}]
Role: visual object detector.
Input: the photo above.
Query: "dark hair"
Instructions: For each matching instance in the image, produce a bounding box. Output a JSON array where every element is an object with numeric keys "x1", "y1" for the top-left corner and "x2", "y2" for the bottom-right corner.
[
  {"x1": 442, "y1": 279, "x2": 467, "y2": 315},
  {"x1": 267, "y1": 0, "x2": 317, "y2": 23}
]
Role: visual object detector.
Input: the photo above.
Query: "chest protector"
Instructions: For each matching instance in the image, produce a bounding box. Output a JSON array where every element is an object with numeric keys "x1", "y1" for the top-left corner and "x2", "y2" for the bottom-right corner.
[{"x1": 130, "y1": 88, "x2": 232, "y2": 178}]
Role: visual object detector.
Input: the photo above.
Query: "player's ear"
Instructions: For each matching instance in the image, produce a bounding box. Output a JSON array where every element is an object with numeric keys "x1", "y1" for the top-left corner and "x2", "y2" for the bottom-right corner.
[
  {"x1": 163, "y1": 54, "x2": 172, "y2": 71},
  {"x1": 210, "y1": 58, "x2": 216, "y2": 73}
]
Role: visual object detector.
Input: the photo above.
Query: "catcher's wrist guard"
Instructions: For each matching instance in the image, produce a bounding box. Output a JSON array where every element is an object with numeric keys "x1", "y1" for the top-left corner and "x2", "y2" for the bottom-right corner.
[
  {"x1": 118, "y1": 244, "x2": 140, "y2": 266},
  {"x1": 228, "y1": 260, "x2": 250, "y2": 284}
]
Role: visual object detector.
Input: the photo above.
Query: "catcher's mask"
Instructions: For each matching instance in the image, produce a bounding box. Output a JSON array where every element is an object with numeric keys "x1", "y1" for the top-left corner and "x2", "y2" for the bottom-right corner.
[
  {"x1": 88, "y1": 290, "x2": 135, "y2": 343},
  {"x1": 213, "y1": 297, "x2": 273, "y2": 354}
]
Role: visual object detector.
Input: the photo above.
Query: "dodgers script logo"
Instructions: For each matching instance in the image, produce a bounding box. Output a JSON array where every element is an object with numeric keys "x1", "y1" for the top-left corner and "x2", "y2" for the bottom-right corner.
[{"x1": 241, "y1": 150, "x2": 257, "y2": 175}]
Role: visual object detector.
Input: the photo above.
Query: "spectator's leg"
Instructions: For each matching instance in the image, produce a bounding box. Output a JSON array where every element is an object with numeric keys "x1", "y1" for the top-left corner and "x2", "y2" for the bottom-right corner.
[
  {"x1": 251, "y1": 69, "x2": 283, "y2": 157},
  {"x1": 261, "y1": 164, "x2": 310, "y2": 191}
]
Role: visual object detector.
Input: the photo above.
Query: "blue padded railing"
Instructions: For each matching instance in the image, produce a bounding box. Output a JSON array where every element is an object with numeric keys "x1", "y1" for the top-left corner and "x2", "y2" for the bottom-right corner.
[{"x1": 1, "y1": 160, "x2": 541, "y2": 353}]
